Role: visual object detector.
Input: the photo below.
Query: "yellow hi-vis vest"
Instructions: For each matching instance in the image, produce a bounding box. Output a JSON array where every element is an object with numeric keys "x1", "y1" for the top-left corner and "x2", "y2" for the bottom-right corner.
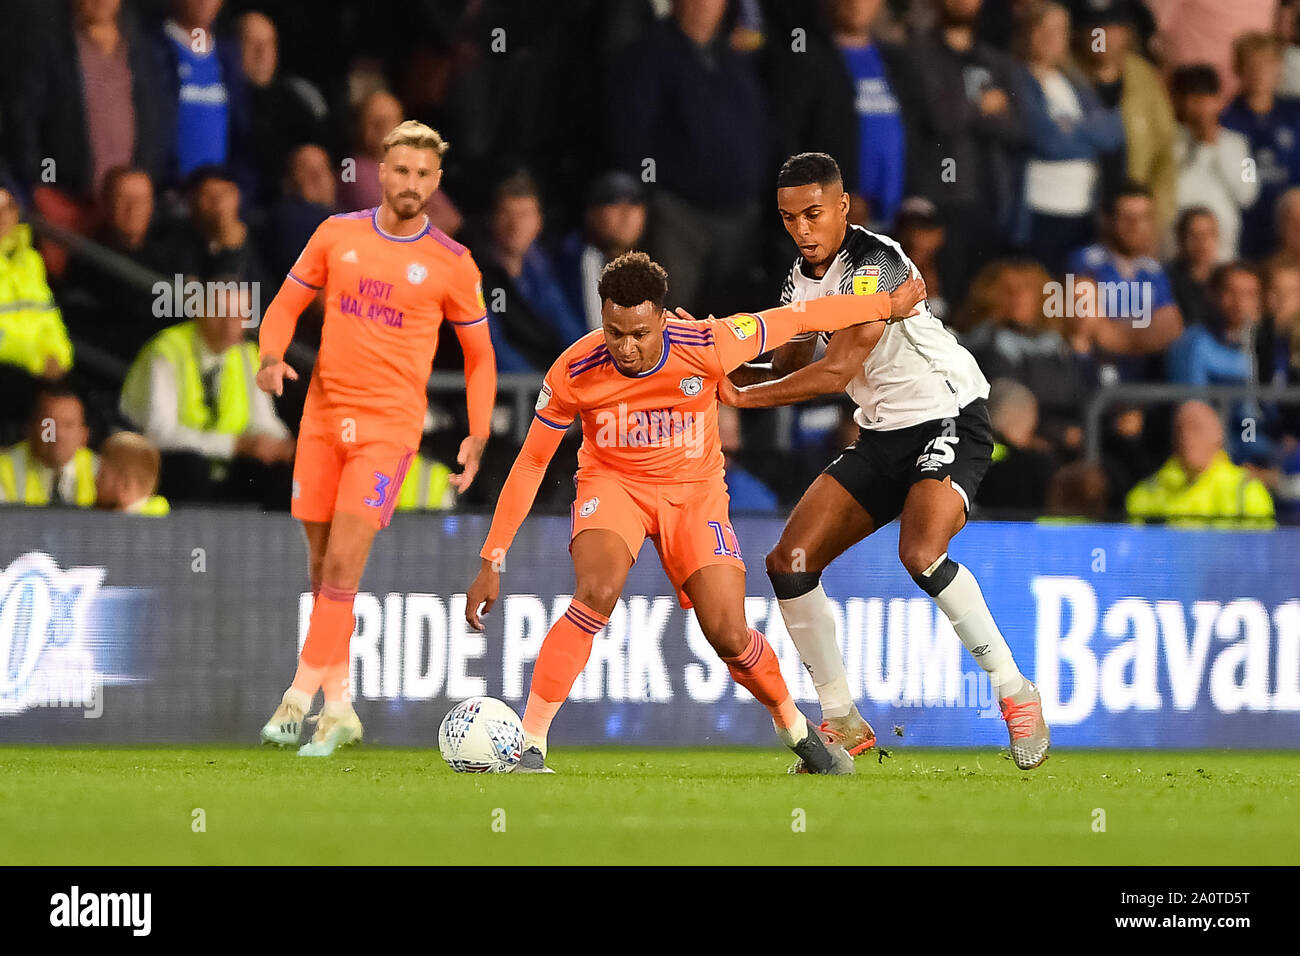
[
  {"x1": 131, "y1": 494, "x2": 171, "y2": 516},
  {"x1": 123, "y1": 321, "x2": 256, "y2": 435},
  {"x1": 0, "y1": 441, "x2": 97, "y2": 506},
  {"x1": 1126, "y1": 451, "x2": 1275, "y2": 528},
  {"x1": 397, "y1": 455, "x2": 455, "y2": 511},
  {"x1": 0, "y1": 223, "x2": 74, "y2": 375}
]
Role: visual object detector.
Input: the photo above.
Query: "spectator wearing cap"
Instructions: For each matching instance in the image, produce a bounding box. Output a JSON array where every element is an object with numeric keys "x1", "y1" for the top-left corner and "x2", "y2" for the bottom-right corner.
[
  {"x1": 1126, "y1": 399, "x2": 1274, "y2": 527},
  {"x1": 1073, "y1": 0, "x2": 1179, "y2": 236},
  {"x1": 153, "y1": 0, "x2": 252, "y2": 187},
  {"x1": 166, "y1": 166, "x2": 265, "y2": 285},
  {"x1": 94, "y1": 431, "x2": 170, "y2": 515},
  {"x1": 1165, "y1": 206, "x2": 1221, "y2": 329},
  {"x1": 1066, "y1": 182, "x2": 1184, "y2": 382},
  {"x1": 4, "y1": 0, "x2": 172, "y2": 207},
  {"x1": 894, "y1": 197, "x2": 949, "y2": 322},
  {"x1": 902, "y1": 0, "x2": 1028, "y2": 304},
  {"x1": 0, "y1": 188, "x2": 74, "y2": 381},
  {"x1": 1220, "y1": 32, "x2": 1300, "y2": 260},
  {"x1": 478, "y1": 172, "x2": 587, "y2": 372},
  {"x1": 336, "y1": 89, "x2": 462, "y2": 237},
  {"x1": 0, "y1": 382, "x2": 97, "y2": 507},
  {"x1": 1171, "y1": 64, "x2": 1260, "y2": 262},
  {"x1": 1015, "y1": 1, "x2": 1124, "y2": 273},
  {"x1": 557, "y1": 172, "x2": 647, "y2": 332},
  {"x1": 238, "y1": 11, "x2": 330, "y2": 209},
  {"x1": 606, "y1": 0, "x2": 767, "y2": 316}
]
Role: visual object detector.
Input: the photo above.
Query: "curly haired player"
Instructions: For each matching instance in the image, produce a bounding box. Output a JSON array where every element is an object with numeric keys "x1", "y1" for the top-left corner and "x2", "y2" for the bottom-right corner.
[{"x1": 465, "y1": 251, "x2": 926, "y2": 772}]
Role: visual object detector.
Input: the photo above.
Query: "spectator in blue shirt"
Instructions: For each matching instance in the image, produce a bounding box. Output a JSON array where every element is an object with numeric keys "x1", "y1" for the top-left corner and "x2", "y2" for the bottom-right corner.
[
  {"x1": 478, "y1": 172, "x2": 587, "y2": 373},
  {"x1": 1168, "y1": 262, "x2": 1262, "y2": 385},
  {"x1": 154, "y1": 0, "x2": 251, "y2": 189},
  {"x1": 1221, "y1": 32, "x2": 1300, "y2": 260},
  {"x1": 1066, "y1": 182, "x2": 1184, "y2": 382},
  {"x1": 832, "y1": 0, "x2": 906, "y2": 230},
  {"x1": 1168, "y1": 262, "x2": 1271, "y2": 462}
]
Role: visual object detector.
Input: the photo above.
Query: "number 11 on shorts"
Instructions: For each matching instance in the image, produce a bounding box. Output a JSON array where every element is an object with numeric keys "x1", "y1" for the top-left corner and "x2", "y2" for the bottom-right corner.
[{"x1": 708, "y1": 520, "x2": 742, "y2": 559}]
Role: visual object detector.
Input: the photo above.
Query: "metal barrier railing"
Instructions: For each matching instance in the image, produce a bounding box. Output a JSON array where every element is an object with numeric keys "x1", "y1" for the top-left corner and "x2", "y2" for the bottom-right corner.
[{"x1": 1083, "y1": 383, "x2": 1300, "y2": 463}]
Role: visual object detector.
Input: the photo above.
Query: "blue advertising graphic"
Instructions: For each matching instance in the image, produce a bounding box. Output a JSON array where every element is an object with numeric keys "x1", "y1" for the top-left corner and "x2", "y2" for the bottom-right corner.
[{"x1": 1, "y1": 510, "x2": 1297, "y2": 748}]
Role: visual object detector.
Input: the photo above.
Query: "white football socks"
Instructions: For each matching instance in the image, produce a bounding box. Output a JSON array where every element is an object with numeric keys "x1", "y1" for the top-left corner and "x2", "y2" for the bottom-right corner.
[
  {"x1": 777, "y1": 585, "x2": 855, "y2": 719},
  {"x1": 931, "y1": 562, "x2": 1024, "y2": 698},
  {"x1": 773, "y1": 718, "x2": 809, "y2": 748}
]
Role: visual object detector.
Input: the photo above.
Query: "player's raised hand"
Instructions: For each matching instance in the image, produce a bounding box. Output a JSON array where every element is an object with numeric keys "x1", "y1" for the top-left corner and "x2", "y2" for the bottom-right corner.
[
  {"x1": 450, "y1": 435, "x2": 487, "y2": 493},
  {"x1": 255, "y1": 358, "x2": 298, "y2": 396},
  {"x1": 887, "y1": 275, "x2": 927, "y2": 322},
  {"x1": 465, "y1": 559, "x2": 500, "y2": 632}
]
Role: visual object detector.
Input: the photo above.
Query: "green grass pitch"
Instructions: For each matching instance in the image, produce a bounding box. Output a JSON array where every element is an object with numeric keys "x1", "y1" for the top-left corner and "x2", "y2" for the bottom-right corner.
[{"x1": 1, "y1": 747, "x2": 1296, "y2": 865}]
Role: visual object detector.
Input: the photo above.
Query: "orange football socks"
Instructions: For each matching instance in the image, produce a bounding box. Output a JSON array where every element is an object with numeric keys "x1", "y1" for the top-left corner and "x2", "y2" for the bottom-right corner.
[
  {"x1": 292, "y1": 584, "x2": 357, "y2": 703},
  {"x1": 521, "y1": 600, "x2": 608, "y2": 747},
  {"x1": 723, "y1": 628, "x2": 803, "y2": 729}
]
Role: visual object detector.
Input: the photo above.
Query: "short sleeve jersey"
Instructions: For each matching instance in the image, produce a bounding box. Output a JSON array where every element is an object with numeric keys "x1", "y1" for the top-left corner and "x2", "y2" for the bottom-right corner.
[
  {"x1": 288, "y1": 207, "x2": 486, "y2": 446},
  {"x1": 533, "y1": 314, "x2": 771, "y2": 483}
]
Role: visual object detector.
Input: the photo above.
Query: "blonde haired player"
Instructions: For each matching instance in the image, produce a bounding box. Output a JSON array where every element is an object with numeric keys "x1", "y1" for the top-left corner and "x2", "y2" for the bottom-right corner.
[{"x1": 258, "y1": 120, "x2": 497, "y2": 755}]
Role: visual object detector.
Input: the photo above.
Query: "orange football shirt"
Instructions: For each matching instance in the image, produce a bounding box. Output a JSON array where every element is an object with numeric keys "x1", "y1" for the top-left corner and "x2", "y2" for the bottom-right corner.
[
  {"x1": 260, "y1": 207, "x2": 488, "y2": 447},
  {"x1": 534, "y1": 314, "x2": 773, "y2": 484}
]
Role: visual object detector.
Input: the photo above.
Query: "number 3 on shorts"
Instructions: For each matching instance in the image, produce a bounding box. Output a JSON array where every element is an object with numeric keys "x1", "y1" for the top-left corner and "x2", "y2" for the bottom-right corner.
[{"x1": 365, "y1": 471, "x2": 391, "y2": 508}]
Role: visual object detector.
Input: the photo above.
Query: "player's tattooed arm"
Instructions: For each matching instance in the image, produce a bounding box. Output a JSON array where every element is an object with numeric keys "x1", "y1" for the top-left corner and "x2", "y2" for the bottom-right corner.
[{"x1": 719, "y1": 321, "x2": 885, "y2": 409}]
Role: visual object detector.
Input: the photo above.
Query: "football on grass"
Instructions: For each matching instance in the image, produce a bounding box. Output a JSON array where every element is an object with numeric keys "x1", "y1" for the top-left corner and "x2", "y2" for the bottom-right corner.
[{"x1": 438, "y1": 697, "x2": 525, "y2": 773}]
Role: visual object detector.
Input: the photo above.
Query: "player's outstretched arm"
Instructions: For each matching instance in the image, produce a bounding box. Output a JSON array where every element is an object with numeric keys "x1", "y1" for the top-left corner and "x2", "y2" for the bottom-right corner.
[
  {"x1": 710, "y1": 275, "x2": 926, "y2": 409},
  {"x1": 255, "y1": 275, "x2": 317, "y2": 395},
  {"x1": 466, "y1": 416, "x2": 566, "y2": 631},
  {"x1": 758, "y1": 274, "x2": 926, "y2": 350},
  {"x1": 718, "y1": 320, "x2": 884, "y2": 408},
  {"x1": 449, "y1": 320, "x2": 498, "y2": 493}
]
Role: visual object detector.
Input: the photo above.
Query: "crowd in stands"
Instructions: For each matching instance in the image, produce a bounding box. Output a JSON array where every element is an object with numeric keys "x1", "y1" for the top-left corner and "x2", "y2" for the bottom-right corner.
[{"x1": 2, "y1": 0, "x2": 1299, "y2": 524}]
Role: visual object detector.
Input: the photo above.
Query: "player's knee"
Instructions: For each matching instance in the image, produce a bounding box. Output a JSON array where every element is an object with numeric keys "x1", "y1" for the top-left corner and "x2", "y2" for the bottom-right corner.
[
  {"x1": 766, "y1": 543, "x2": 823, "y2": 583},
  {"x1": 900, "y1": 540, "x2": 959, "y2": 597},
  {"x1": 702, "y1": 622, "x2": 751, "y2": 659},
  {"x1": 574, "y1": 582, "x2": 620, "y2": 617},
  {"x1": 898, "y1": 536, "x2": 942, "y2": 578}
]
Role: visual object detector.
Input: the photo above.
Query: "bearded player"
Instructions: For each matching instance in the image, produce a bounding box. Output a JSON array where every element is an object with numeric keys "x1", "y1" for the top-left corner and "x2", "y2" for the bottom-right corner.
[
  {"x1": 256, "y1": 121, "x2": 497, "y2": 756},
  {"x1": 719, "y1": 153, "x2": 1050, "y2": 770},
  {"x1": 465, "y1": 251, "x2": 926, "y2": 773}
]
